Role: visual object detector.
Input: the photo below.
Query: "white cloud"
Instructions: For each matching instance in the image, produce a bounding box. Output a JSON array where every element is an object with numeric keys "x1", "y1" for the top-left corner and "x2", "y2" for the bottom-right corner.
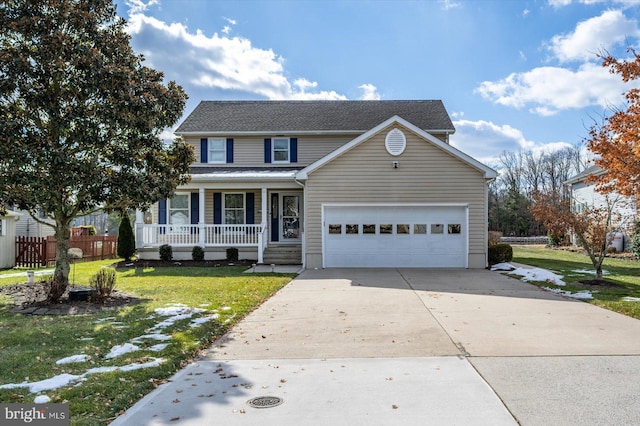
[
  {"x1": 358, "y1": 83, "x2": 381, "y2": 100},
  {"x1": 221, "y1": 25, "x2": 232, "y2": 35},
  {"x1": 450, "y1": 119, "x2": 571, "y2": 164},
  {"x1": 125, "y1": 13, "x2": 346, "y2": 100},
  {"x1": 548, "y1": 10, "x2": 640, "y2": 63},
  {"x1": 223, "y1": 17, "x2": 237, "y2": 25},
  {"x1": 125, "y1": 0, "x2": 159, "y2": 14},
  {"x1": 439, "y1": 0, "x2": 462, "y2": 10},
  {"x1": 475, "y1": 62, "x2": 629, "y2": 115}
]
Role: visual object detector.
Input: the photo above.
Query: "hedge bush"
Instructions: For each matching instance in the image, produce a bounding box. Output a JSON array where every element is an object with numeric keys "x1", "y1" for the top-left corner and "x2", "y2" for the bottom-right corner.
[
  {"x1": 192, "y1": 246, "x2": 205, "y2": 261},
  {"x1": 117, "y1": 213, "x2": 136, "y2": 261},
  {"x1": 159, "y1": 244, "x2": 173, "y2": 261},
  {"x1": 226, "y1": 247, "x2": 239, "y2": 262},
  {"x1": 488, "y1": 243, "x2": 513, "y2": 264}
]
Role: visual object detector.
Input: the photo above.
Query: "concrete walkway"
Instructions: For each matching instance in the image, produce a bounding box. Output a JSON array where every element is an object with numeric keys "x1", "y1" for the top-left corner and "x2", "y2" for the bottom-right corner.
[{"x1": 113, "y1": 268, "x2": 640, "y2": 426}]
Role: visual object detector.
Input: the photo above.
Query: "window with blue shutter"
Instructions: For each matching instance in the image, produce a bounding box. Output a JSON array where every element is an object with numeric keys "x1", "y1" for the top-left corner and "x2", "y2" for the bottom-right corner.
[
  {"x1": 264, "y1": 138, "x2": 272, "y2": 163},
  {"x1": 213, "y1": 192, "x2": 222, "y2": 225},
  {"x1": 246, "y1": 193, "x2": 255, "y2": 225},
  {"x1": 226, "y1": 138, "x2": 234, "y2": 163},
  {"x1": 200, "y1": 138, "x2": 208, "y2": 163},
  {"x1": 190, "y1": 193, "x2": 199, "y2": 234},
  {"x1": 158, "y1": 199, "x2": 167, "y2": 234},
  {"x1": 290, "y1": 137, "x2": 298, "y2": 163}
]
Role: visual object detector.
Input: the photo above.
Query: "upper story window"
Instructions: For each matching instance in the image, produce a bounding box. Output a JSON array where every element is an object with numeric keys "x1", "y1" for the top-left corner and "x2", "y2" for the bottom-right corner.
[
  {"x1": 273, "y1": 137, "x2": 290, "y2": 163},
  {"x1": 208, "y1": 138, "x2": 226, "y2": 163}
]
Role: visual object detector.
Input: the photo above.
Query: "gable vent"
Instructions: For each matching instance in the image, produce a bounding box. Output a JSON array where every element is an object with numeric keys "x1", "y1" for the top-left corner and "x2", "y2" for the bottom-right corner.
[{"x1": 385, "y1": 128, "x2": 406, "y2": 156}]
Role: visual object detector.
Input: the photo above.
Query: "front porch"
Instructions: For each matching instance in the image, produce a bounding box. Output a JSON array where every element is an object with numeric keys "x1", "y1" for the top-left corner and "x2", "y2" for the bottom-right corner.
[{"x1": 134, "y1": 183, "x2": 303, "y2": 265}]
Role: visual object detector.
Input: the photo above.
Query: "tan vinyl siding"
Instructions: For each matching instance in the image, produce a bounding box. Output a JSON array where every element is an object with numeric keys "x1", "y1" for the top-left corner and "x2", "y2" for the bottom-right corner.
[{"x1": 304, "y1": 124, "x2": 487, "y2": 268}]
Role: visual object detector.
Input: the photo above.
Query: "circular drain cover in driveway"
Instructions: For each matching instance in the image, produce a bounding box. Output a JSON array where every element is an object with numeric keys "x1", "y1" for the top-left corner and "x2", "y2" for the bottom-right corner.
[{"x1": 247, "y1": 396, "x2": 284, "y2": 409}]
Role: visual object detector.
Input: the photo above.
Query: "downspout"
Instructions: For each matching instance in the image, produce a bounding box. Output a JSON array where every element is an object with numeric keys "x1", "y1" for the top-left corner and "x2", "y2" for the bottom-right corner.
[{"x1": 295, "y1": 178, "x2": 306, "y2": 269}]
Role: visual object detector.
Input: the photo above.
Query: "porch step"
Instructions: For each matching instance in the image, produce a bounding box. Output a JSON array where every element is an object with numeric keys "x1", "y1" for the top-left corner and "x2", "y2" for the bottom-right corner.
[{"x1": 262, "y1": 245, "x2": 302, "y2": 265}]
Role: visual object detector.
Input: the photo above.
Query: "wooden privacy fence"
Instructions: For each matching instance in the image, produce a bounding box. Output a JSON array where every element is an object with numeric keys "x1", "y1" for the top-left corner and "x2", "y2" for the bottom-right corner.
[{"x1": 15, "y1": 234, "x2": 118, "y2": 268}]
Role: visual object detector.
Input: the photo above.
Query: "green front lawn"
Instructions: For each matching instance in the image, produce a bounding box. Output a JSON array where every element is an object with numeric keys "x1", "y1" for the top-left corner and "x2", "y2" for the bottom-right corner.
[
  {"x1": 512, "y1": 245, "x2": 640, "y2": 319},
  {"x1": 0, "y1": 260, "x2": 294, "y2": 425}
]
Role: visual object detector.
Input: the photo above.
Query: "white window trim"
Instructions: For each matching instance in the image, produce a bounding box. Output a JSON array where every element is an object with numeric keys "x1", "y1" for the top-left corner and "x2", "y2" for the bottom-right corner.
[
  {"x1": 272, "y1": 137, "x2": 290, "y2": 164},
  {"x1": 169, "y1": 192, "x2": 191, "y2": 234},
  {"x1": 208, "y1": 137, "x2": 226, "y2": 164},
  {"x1": 222, "y1": 192, "x2": 246, "y2": 225}
]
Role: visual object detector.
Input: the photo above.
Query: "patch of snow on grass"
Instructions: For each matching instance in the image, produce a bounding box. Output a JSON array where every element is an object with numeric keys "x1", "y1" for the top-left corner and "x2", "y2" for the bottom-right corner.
[
  {"x1": 148, "y1": 344, "x2": 169, "y2": 352},
  {"x1": 490, "y1": 263, "x2": 515, "y2": 271},
  {"x1": 56, "y1": 354, "x2": 90, "y2": 365},
  {"x1": 131, "y1": 333, "x2": 171, "y2": 342},
  {"x1": 105, "y1": 343, "x2": 140, "y2": 359},
  {"x1": 622, "y1": 296, "x2": 640, "y2": 302},
  {"x1": 543, "y1": 287, "x2": 593, "y2": 299},
  {"x1": 34, "y1": 395, "x2": 51, "y2": 403},
  {"x1": 0, "y1": 374, "x2": 82, "y2": 393},
  {"x1": 85, "y1": 358, "x2": 164, "y2": 375},
  {"x1": 570, "y1": 268, "x2": 610, "y2": 276},
  {"x1": 511, "y1": 267, "x2": 566, "y2": 286},
  {"x1": 189, "y1": 314, "x2": 219, "y2": 328}
]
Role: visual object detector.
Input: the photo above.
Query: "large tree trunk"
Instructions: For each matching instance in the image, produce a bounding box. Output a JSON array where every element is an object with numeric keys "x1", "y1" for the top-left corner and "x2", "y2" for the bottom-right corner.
[{"x1": 48, "y1": 221, "x2": 71, "y2": 302}]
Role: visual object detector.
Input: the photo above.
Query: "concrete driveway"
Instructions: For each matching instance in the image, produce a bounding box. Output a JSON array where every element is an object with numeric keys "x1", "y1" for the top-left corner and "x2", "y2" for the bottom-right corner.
[{"x1": 113, "y1": 268, "x2": 640, "y2": 426}]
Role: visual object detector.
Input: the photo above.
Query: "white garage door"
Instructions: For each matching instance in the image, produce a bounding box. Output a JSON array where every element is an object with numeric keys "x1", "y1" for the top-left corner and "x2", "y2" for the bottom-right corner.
[{"x1": 323, "y1": 204, "x2": 468, "y2": 268}]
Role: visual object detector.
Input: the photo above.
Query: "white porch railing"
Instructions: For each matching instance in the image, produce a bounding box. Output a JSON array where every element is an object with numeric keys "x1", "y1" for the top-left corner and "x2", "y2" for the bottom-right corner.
[{"x1": 140, "y1": 224, "x2": 264, "y2": 247}]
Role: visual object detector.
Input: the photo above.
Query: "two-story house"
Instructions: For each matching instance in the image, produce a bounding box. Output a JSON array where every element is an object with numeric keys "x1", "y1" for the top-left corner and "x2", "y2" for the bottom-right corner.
[{"x1": 135, "y1": 100, "x2": 497, "y2": 269}]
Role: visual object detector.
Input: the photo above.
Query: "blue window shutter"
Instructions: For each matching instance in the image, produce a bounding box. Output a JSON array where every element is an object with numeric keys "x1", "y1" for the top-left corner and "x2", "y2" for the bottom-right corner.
[
  {"x1": 158, "y1": 199, "x2": 167, "y2": 235},
  {"x1": 226, "y1": 138, "x2": 234, "y2": 163},
  {"x1": 213, "y1": 192, "x2": 222, "y2": 224},
  {"x1": 290, "y1": 138, "x2": 298, "y2": 163},
  {"x1": 264, "y1": 138, "x2": 272, "y2": 163},
  {"x1": 158, "y1": 199, "x2": 167, "y2": 224},
  {"x1": 200, "y1": 138, "x2": 208, "y2": 163},
  {"x1": 190, "y1": 193, "x2": 199, "y2": 224},
  {"x1": 246, "y1": 192, "x2": 255, "y2": 225}
]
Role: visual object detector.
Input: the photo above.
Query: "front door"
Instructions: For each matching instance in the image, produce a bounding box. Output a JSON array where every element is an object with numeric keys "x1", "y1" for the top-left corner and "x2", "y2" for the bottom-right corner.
[{"x1": 281, "y1": 195, "x2": 301, "y2": 242}]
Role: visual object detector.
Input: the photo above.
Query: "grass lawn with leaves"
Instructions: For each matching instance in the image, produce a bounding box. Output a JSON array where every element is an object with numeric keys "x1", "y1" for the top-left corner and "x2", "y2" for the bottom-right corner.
[
  {"x1": 0, "y1": 259, "x2": 294, "y2": 425},
  {"x1": 512, "y1": 245, "x2": 640, "y2": 320}
]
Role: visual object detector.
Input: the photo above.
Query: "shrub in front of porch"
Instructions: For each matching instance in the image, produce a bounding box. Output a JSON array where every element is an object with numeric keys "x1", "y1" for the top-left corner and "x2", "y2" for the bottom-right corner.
[
  {"x1": 192, "y1": 246, "x2": 205, "y2": 261},
  {"x1": 159, "y1": 244, "x2": 173, "y2": 261},
  {"x1": 226, "y1": 247, "x2": 239, "y2": 262}
]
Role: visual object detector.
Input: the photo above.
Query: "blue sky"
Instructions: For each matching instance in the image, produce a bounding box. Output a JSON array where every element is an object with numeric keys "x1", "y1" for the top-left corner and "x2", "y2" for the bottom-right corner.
[{"x1": 115, "y1": 0, "x2": 640, "y2": 165}]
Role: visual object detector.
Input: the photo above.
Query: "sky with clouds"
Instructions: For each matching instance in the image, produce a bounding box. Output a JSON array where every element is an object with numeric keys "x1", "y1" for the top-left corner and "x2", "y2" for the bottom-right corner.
[{"x1": 114, "y1": 0, "x2": 640, "y2": 166}]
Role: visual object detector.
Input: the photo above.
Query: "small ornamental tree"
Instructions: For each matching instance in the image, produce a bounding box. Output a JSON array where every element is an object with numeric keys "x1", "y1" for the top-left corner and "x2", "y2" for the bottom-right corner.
[
  {"x1": 588, "y1": 50, "x2": 640, "y2": 198},
  {"x1": 0, "y1": 1, "x2": 193, "y2": 301},
  {"x1": 530, "y1": 192, "x2": 620, "y2": 279},
  {"x1": 117, "y1": 212, "x2": 136, "y2": 262}
]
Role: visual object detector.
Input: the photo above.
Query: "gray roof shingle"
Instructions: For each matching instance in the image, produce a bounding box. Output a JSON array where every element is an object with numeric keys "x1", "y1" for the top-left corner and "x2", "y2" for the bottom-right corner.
[{"x1": 175, "y1": 100, "x2": 455, "y2": 134}]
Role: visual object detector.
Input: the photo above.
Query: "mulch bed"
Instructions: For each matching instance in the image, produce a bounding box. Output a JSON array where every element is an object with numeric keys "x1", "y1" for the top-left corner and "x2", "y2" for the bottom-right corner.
[
  {"x1": 576, "y1": 278, "x2": 627, "y2": 289},
  {"x1": 111, "y1": 259, "x2": 255, "y2": 268},
  {"x1": 0, "y1": 281, "x2": 144, "y2": 313}
]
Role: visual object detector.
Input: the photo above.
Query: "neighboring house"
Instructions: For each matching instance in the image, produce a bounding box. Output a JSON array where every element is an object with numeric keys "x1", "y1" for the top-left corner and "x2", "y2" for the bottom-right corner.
[
  {"x1": 0, "y1": 211, "x2": 20, "y2": 268},
  {"x1": 135, "y1": 100, "x2": 498, "y2": 268},
  {"x1": 11, "y1": 207, "x2": 55, "y2": 238},
  {"x1": 565, "y1": 165, "x2": 637, "y2": 248}
]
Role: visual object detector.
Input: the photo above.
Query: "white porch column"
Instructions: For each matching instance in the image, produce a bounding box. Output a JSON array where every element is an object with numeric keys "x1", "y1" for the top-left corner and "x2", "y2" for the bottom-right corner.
[
  {"x1": 199, "y1": 187, "x2": 206, "y2": 246},
  {"x1": 258, "y1": 186, "x2": 268, "y2": 264},
  {"x1": 135, "y1": 209, "x2": 144, "y2": 249}
]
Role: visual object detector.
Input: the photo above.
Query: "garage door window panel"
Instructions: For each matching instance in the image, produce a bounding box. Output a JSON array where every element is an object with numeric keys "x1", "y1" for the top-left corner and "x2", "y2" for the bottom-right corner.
[
  {"x1": 363, "y1": 224, "x2": 376, "y2": 234},
  {"x1": 329, "y1": 224, "x2": 342, "y2": 234},
  {"x1": 431, "y1": 224, "x2": 444, "y2": 234},
  {"x1": 448, "y1": 224, "x2": 461, "y2": 234},
  {"x1": 380, "y1": 224, "x2": 393, "y2": 234},
  {"x1": 346, "y1": 224, "x2": 359, "y2": 234},
  {"x1": 397, "y1": 224, "x2": 410, "y2": 234},
  {"x1": 414, "y1": 224, "x2": 427, "y2": 234}
]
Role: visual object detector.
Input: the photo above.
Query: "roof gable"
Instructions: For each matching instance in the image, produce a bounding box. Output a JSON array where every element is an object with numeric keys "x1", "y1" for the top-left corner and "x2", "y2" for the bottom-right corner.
[
  {"x1": 297, "y1": 116, "x2": 497, "y2": 180},
  {"x1": 175, "y1": 100, "x2": 455, "y2": 134}
]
